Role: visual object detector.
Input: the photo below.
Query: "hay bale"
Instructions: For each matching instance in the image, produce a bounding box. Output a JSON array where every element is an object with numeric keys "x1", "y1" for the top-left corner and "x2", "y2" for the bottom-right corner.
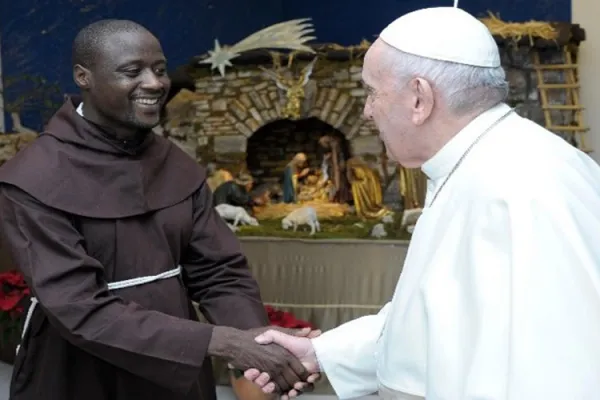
[{"x1": 479, "y1": 12, "x2": 558, "y2": 45}]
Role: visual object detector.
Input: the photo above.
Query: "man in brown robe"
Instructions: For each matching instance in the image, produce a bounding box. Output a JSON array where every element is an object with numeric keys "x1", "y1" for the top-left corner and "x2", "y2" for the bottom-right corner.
[{"x1": 0, "y1": 19, "x2": 315, "y2": 400}]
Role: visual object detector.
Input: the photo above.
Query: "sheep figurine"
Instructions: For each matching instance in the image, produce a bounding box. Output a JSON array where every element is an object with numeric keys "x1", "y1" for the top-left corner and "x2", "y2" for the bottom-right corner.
[
  {"x1": 370, "y1": 223, "x2": 388, "y2": 238},
  {"x1": 401, "y1": 208, "x2": 423, "y2": 226},
  {"x1": 381, "y1": 214, "x2": 394, "y2": 224},
  {"x1": 401, "y1": 208, "x2": 423, "y2": 233},
  {"x1": 281, "y1": 206, "x2": 320, "y2": 235},
  {"x1": 215, "y1": 204, "x2": 259, "y2": 227}
]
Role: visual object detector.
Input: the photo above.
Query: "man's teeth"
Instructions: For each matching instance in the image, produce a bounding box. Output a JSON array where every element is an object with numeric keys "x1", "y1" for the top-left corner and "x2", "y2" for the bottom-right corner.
[{"x1": 134, "y1": 98, "x2": 159, "y2": 105}]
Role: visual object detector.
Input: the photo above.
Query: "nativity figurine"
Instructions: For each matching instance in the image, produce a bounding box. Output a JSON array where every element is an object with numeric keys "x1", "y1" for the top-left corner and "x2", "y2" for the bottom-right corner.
[
  {"x1": 213, "y1": 173, "x2": 264, "y2": 212},
  {"x1": 206, "y1": 163, "x2": 234, "y2": 192},
  {"x1": 260, "y1": 57, "x2": 317, "y2": 120},
  {"x1": 318, "y1": 135, "x2": 351, "y2": 204},
  {"x1": 296, "y1": 172, "x2": 333, "y2": 203},
  {"x1": 398, "y1": 166, "x2": 428, "y2": 210},
  {"x1": 346, "y1": 157, "x2": 390, "y2": 220},
  {"x1": 282, "y1": 153, "x2": 310, "y2": 203}
]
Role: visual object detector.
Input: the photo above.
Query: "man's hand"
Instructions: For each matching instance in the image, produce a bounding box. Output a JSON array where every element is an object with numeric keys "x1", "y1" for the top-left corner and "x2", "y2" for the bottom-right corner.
[
  {"x1": 209, "y1": 326, "x2": 309, "y2": 393},
  {"x1": 244, "y1": 329, "x2": 321, "y2": 399},
  {"x1": 233, "y1": 327, "x2": 321, "y2": 398}
]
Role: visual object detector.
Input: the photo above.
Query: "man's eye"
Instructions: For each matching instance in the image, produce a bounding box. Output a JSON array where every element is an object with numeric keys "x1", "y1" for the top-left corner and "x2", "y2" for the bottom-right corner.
[{"x1": 123, "y1": 69, "x2": 141, "y2": 76}]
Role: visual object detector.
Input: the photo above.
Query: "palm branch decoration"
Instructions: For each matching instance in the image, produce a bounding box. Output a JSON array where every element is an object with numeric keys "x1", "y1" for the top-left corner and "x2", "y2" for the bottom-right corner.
[{"x1": 199, "y1": 18, "x2": 317, "y2": 76}]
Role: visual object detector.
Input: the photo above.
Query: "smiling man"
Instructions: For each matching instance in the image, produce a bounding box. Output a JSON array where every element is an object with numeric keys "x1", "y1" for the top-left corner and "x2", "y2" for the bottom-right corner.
[
  {"x1": 0, "y1": 19, "x2": 315, "y2": 400},
  {"x1": 71, "y1": 21, "x2": 168, "y2": 137}
]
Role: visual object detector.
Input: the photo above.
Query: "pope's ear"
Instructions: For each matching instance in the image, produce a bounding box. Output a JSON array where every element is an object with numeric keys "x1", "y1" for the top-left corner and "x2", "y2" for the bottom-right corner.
[
  {"x1": 410, "y1": 78, "x2": 434, "y2": 125},
  {"x1": 73, "y1": 64, "x2": 91, "y2": 90}
]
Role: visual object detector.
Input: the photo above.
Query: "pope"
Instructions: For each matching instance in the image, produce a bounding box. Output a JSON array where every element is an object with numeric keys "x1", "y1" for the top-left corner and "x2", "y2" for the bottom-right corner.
[{"x1": 245, "y1": 7, "x2": 600, "y2": 400}]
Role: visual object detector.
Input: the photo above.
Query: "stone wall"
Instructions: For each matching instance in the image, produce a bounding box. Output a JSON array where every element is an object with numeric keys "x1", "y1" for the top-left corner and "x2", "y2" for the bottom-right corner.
[{"x1": 163, "y1": 44, "x2": 581, "y2": 181}]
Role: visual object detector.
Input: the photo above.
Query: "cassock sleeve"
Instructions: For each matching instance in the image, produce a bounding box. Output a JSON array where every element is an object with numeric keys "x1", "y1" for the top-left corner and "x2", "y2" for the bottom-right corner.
[
  {"x1": 0, "y1": 184, "x2": 213, "y2": 394},
  {"x1": 442, "y1": 176, "x2": 600, "y2": 399},
  {"x1": 181, "y1": 181, "x2": 268, "y2": 328},
  {"x1": 311, "y1": 302, "x2": 391, "y2": 399}
]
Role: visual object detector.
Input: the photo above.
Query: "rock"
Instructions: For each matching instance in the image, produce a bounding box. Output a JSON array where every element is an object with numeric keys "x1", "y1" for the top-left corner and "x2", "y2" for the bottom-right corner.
[
  {"x1": 370, "y1": 223, "x2": 387, "y2": 238},
  {"x1": 213, "y1": 135, "x2": 247, "y2": 153},
  {"x1": 351, "y1": 135, "x2": 382, "y2": 155}
]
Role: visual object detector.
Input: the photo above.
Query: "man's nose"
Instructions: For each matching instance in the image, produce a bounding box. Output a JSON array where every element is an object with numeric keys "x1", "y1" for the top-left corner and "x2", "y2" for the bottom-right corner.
[{"x1": 140, "y1": 70, "x2": 164, "y2": 90}]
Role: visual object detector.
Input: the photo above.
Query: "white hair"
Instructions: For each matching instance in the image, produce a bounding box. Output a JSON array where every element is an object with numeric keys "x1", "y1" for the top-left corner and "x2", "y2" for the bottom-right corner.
[{"x1": 380, "y1": 45, "x2": 509, "y2": 116}]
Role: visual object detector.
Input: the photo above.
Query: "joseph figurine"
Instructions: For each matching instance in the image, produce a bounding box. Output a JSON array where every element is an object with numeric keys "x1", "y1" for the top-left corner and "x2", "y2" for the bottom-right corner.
[
  {"x1": 318, "y1": 135, "x2": 351, "y2": 203},
  {"x1": 0, "y1": 19, "x2": 318, "y2": 400}
]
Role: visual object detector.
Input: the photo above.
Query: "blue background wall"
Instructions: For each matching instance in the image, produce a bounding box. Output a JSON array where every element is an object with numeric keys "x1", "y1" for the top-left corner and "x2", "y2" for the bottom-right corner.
[{"x1": 0, "y1": 0, "x2": 571, "y2": 131}]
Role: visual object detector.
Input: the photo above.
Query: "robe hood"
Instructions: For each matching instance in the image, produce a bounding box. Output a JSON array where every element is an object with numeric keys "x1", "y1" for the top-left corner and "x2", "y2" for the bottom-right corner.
[
  {"x1": 46, "y1": 94, "x2": 156, "y2": 156},
  {"x1": 0, "y1": 96, "x2": 205, "y2": 218}
]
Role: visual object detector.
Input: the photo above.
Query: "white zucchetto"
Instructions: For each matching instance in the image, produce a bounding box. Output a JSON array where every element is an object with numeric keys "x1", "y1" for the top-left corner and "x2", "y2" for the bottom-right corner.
[{"x1": 379, "y1": 7, "x2": 501, "y2": 68}]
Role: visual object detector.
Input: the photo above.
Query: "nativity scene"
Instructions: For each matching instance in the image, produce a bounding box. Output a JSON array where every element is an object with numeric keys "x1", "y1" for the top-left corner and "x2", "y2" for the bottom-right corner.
[{"x1": 160, "y1": 10, "x2": 587, "y2": 242}]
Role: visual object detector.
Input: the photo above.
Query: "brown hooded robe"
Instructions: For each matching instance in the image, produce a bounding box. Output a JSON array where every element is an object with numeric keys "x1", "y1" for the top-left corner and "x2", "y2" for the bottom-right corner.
[{"x1": 0, "y1": 97, "x2": 269, "y2": 400}]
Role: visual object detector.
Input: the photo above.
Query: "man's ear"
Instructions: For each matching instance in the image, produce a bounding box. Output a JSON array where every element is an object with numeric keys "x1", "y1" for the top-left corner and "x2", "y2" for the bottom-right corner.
[
  {"x1": 73, "y1": 64, "x2": 91, "y2": 90},
  {"x1": 410, "y1": 77, "x2": 434, "y2": 126}
]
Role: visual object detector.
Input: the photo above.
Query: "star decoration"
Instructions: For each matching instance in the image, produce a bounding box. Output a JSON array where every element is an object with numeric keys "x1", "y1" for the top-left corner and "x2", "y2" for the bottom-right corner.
[
  {"x1": 198, "y1": 19, "x2": 317, "y2": 77},
  {"x1": 199, "y1": 39, "x2": 238, "y2": 77}
]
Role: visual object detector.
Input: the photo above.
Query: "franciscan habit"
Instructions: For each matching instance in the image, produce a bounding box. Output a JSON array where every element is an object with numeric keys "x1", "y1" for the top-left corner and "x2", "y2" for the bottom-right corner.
[{"x1": 0, "y1": 97, "x2": 268, "y2": 400}]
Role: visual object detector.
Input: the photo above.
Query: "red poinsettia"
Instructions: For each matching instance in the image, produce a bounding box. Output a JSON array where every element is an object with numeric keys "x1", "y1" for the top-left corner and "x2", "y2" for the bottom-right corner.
[
  {"x1": 0, "y1": 270, "x2": 30, "y2": 344},
  {"x1": 0, "y1": 271, "x2": 29, "y2": 311},
  {"x1": 265, "y1": 305, "x2": 314, "y2": 329}
]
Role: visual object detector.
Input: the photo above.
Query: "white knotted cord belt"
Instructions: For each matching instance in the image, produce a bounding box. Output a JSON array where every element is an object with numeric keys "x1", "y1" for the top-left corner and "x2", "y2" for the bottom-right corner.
[{"x1": 16, "y1": 266, "x2": 182, "y2": 354}]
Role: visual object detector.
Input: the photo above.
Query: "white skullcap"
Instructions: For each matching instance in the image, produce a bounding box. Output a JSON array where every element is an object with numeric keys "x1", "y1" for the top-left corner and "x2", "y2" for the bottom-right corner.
[{"x1": 379, "y1": 7, "x2": 500, "y2": 68}]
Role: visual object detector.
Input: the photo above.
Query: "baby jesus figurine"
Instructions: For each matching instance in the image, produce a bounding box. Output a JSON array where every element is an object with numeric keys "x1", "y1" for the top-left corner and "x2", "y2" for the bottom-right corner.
[{"x1": 297, "y1": 172, "x2": 333, "y2": 203}]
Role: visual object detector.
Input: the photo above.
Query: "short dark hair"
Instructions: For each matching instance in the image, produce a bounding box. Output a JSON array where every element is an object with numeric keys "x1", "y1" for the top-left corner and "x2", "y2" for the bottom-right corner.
[{"x1": 72, "y1": 19, "x2": 150, "y2": 68}]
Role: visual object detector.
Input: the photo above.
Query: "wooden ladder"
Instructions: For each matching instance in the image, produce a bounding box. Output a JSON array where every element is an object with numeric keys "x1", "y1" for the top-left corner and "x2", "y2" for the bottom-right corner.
[{"x1": 532, "y1": 46, "x2": 590, "y2": 152}]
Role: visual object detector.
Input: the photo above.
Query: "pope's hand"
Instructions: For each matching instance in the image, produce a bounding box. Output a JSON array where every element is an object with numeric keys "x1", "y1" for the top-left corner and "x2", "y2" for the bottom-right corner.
[{"x1": 244, "y1": 329, "x2": 321, "y2": 399}]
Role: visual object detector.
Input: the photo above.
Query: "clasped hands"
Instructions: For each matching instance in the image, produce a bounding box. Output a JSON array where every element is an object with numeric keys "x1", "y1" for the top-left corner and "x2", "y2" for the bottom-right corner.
[{"x1": 221, "y1": 326, "x2": 321, "y2": 399}]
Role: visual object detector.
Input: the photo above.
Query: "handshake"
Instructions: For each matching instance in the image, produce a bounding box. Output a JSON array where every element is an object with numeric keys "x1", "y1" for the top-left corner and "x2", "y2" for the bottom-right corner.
[{"x1": 209, "y1": 325, "x2": 322, "y2": 399}]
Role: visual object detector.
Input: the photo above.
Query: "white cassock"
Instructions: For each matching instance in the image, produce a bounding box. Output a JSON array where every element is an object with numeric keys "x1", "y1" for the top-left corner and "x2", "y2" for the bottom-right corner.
[{"x1": 312, "y1": 103, "x2": 600, "y2": 399}]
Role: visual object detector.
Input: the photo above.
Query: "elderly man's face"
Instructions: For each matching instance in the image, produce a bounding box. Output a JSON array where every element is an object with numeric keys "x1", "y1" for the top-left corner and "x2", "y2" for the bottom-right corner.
[
  {"x1": 80, "y1": 29, "x2": 171, "y2": 132},
  {"x1": 362, "y1": 41, "x2": 434, "y2": 168}
]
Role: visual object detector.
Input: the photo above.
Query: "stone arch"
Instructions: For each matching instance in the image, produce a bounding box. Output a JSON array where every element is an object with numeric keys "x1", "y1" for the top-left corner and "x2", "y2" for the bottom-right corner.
[
  {"x1": 189, "y1": 66, "x2": 383, "y2": 178},
  {"x1": 226, "y1": 83, "x2": 366, "y2": 141},
  {"x1": 305, "y1": 87, "x2": 361, "y2": 139}
]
